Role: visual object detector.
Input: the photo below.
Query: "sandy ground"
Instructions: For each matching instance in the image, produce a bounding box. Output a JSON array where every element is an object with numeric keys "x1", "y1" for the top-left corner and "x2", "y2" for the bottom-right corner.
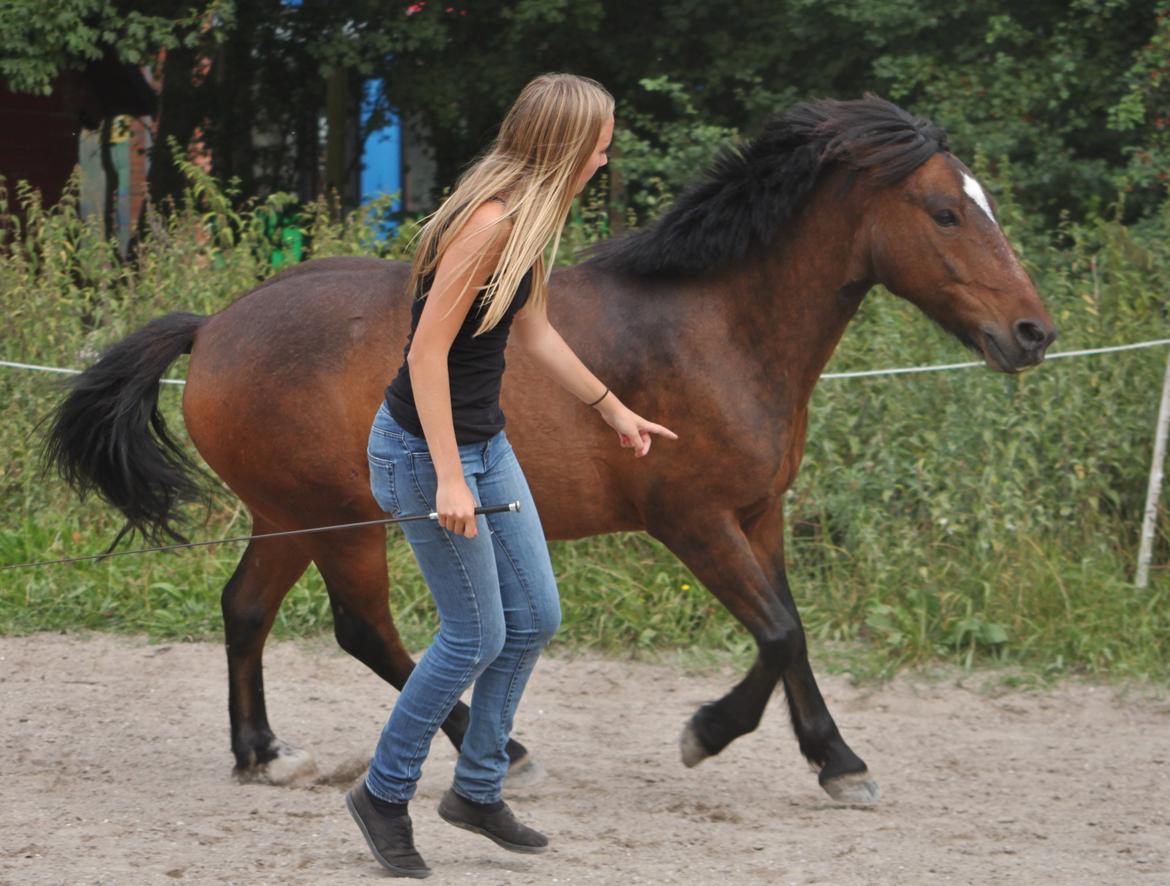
[{"x1": 1, "y1": 633, "x2": 1168, "y2": 886}]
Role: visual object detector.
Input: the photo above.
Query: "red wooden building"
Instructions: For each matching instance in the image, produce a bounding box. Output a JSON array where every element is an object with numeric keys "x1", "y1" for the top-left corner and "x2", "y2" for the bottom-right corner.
[{"x1": 0, "y1": 51, "x2": 155, "y2": 243}]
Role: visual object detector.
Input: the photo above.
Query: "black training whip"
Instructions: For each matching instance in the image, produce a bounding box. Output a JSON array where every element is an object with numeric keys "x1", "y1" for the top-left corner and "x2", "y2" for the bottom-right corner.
[{"x1": 0, "y1": 502, "x2": 522, "y2": 571}]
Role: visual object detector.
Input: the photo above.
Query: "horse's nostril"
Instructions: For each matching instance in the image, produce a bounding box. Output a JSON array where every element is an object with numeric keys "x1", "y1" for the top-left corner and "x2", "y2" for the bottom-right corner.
[{"x1": 1014, "y1": 319, "x2": 1049, "y2": 350}]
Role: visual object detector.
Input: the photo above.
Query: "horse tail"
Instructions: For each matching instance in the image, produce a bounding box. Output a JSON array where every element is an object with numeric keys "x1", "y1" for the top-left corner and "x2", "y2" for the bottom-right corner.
[{"x1": 43, "y1": 312, "x2": 209, "y2": 545}]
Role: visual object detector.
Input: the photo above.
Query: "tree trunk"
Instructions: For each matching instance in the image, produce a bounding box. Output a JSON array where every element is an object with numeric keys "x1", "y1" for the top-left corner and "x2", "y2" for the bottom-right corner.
[
  {"x1": 145, "y1": 42, "x2": 202, "y2": 215},
  {"x1": 208, "y1": 2, "x2": 258, "y2": 196},
  {"x1": 295, "y1": 100, "x2": 320, "y2": 202},
  {"x1": 324, "y1": 65, "x2": 348, "y2": 213},
  {"x1": 100, "y1": 116, "x2": 118, "y2": 243}
]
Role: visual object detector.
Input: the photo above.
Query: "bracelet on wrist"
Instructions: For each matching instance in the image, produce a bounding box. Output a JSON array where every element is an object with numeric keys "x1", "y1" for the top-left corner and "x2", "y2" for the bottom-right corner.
[{"x1": 586, "y1": 385, "x2": 609, "y2": 408}]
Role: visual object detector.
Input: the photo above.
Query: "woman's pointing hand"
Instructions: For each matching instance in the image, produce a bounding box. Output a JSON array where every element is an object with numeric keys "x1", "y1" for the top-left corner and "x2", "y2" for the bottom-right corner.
[{"x1": 601, "y1": 404, "x2": 678, "y2": 457}]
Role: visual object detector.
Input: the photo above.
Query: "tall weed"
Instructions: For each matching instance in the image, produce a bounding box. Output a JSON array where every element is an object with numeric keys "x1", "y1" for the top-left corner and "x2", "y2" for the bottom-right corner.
[{"x1": 1, "y1": 165, "x2": 1167, "y2": 681}]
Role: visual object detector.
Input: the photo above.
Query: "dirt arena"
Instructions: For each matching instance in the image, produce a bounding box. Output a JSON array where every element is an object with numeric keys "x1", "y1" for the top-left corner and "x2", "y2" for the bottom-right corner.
[{"x1": 1, "y1": 633, "x2": 1167, "y2": 885}]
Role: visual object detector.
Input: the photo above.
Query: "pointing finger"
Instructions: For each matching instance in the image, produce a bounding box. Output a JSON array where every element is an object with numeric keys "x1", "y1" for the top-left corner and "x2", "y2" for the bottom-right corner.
[{"x1": 649, "y1": 423, "x2": 678, "y2": 439}]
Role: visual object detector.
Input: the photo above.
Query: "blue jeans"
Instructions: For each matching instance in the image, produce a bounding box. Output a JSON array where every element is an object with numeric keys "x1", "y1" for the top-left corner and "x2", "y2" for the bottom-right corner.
[{"x1": 363, "y1": 402, "x2": 561, "y2": 804}]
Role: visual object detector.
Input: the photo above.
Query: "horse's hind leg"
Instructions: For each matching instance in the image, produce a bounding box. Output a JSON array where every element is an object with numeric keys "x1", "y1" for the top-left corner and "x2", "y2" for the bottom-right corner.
[
  {"x1": 308, "y1": 525, "x2": 537, "y2": 783},
  {"x1": 651, "y1": 505, "x2": 877, "y2": 804},
  {"x1": 222, "y1": 518, "x2": 317, "y2": 784}
]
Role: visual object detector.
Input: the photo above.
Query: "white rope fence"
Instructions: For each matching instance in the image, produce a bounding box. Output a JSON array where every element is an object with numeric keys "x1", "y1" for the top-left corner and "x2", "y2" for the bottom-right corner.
[
  {"x1": 6, "y1": 337, "x2": 1170, "y2": 385},
  {"x1": 820, "y1": 337, "x2": 1170, "y2": 379},
  {"x1": 5, "y1": 336, "x2": 1170, "y2": 585},
  {"x1": 0, "y1": 359, "x2": 187, "y2": 384}
]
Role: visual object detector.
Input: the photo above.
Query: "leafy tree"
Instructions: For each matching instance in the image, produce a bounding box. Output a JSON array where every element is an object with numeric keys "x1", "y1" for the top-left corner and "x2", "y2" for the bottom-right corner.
[
  {"x1": 0, "y1": 0, "x2": 228, "y2": 95},
  {"x1": 4, "y1": 0, "x2": 1170, "y2": 232},
  {"x1": 364, "y1": 1, "x2": 1165, "y2": 227},
  {"x1": 0, "y1": 0, "x2": 231, "y2": 217},
  {"x1": 1110, "y1": 4, "x2": 1170, "y2": 202},
  {"x1": 862, "y1": 0, "x2": 1160, "y2": 222}
]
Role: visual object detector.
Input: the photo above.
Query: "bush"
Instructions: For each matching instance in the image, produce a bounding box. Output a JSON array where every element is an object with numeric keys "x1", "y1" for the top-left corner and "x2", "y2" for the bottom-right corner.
[{"x1": 1, "y1": 160, "x2": 1167, "y2": 681}]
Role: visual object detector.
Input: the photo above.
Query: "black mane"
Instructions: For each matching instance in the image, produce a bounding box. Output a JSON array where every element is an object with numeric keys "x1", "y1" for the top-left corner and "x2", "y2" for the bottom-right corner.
[{"x1": 584, "y1": 95, "x2": 948, "y2": 277}]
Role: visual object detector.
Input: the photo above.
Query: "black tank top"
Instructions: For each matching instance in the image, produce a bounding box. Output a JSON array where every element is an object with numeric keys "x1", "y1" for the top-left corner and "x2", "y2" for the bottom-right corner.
[{"x1": 385, "y1": 263, "x2": 533, "y2": 444}]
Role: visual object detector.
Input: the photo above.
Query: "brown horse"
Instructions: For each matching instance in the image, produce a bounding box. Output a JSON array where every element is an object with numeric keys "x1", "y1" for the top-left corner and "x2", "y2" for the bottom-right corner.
[{"x1": 46, "y1": 97, "x2": 1055, "y2": 802}]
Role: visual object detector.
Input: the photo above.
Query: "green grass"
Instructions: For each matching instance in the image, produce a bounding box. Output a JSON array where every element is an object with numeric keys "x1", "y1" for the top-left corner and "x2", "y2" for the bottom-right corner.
[{"x1": 2, "y1": 169, "x2": 1169, "y2": 683}]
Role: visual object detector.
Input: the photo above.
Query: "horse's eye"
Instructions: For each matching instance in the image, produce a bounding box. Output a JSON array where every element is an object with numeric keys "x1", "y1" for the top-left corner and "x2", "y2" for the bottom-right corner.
[{"x1": 933, "y1": 209, "x2": 959, "y2": 228}]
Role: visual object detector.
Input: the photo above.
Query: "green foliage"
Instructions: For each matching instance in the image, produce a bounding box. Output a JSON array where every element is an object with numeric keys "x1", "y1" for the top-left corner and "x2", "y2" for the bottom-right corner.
[
  {"x1": 372, "y1": 0, "x2": 1170, "y2": 227},
  {"x1": 0, "y1": 0, "x2": 230, "y2": 94},
  {"x1": 1110, "y1": 4, "x2": 1170, "y2": 197},
  {"x1": 1, "y1": 162, "x2": 1168, "y2": 682},
  {"x1": 7, "y1": 0, "x2": 1168, "y2": 233},
  {"x1": 611, "y1": 76, "x2": 740, "y2": 220},
  {"x1": 0, "y1": 162, "x2": 418, "y2": 637},
  {"x1": 865, "y1": 0, "x2": 1160, "y2": 221}
]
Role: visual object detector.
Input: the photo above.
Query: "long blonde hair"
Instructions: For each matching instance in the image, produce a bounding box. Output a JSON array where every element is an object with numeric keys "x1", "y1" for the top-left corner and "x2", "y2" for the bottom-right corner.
[{"x1": 405, "y1": 73, "x2": 614, "y2": 336}]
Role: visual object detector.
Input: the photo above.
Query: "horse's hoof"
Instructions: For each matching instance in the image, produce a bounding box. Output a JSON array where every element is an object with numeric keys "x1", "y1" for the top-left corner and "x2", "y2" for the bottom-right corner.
[
  {"x1": 679, "y1": 721, "x2": 709, "y2": 768},
  {"x1": 821, "y1": 770, "x2": 880, "y2": 805},
  {"x1": 503, "y1": 754, "x2": 547, "y2": 791},
  {"x1": 236, "y1": 740, "x2": 318, "y2": 786}
]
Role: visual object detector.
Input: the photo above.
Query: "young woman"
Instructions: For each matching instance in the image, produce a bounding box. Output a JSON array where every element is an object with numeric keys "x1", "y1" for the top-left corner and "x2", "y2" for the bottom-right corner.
[{"x1": 348, "y1": 73, "x2": 678, "y2": 878}]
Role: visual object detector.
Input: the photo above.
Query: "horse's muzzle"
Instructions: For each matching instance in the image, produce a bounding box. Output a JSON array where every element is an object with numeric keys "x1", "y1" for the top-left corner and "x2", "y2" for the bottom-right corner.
[{"x1": 982, "y1": 321, "x2": 1058, "y2": 373}]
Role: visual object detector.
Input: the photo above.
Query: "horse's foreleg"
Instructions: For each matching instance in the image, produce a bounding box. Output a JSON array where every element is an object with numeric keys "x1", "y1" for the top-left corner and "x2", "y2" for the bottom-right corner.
[
  {"x1": 651, "y1": 507, "x2": 876, "y2": 803},
  {"x1": 650, "y1": 511, "x2": 795, "y2": 757},
  {"x1": 222, "y1": 522, "x2": 316, "y2": 784},
  {"x1": 741, "y1": 502, "x2": 878, "y2": 803},
  {"x1": 308, "y1": 525, "x2": 536, "y2": 783},
  {"x1": 779, "y1": 656, "x2": 875, "y2": 802},
  {"x1": 679, "y1": 656, "x2": 780, "y2": 765}
]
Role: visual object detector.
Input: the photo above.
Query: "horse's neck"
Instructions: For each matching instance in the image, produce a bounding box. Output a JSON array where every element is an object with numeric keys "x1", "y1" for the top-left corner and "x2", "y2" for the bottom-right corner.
[{"x1": 740, "y1": 184, "x2": 871, "y2": 408}]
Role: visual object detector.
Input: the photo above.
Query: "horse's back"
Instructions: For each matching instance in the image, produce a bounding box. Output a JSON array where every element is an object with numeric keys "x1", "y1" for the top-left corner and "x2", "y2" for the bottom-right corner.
[
  {"x1": 196, "y1": 256, "x2": 408, "y2": 370},
  {"x1": 178, "y1": 255, "x2": 649, "y2": 534}
]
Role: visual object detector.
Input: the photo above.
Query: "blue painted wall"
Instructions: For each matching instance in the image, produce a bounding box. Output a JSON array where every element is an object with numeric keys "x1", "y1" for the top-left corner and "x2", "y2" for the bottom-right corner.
[
  {"x1": 285, "y1": 0, "x2": 404, "y2": 235},
  {"x1": 361, "y1": 78, "x2": 403, "y2": 236}
]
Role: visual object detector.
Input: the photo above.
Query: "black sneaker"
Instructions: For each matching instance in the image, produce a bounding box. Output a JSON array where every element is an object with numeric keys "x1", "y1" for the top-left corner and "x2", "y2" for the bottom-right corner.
[
  {"x1": 437, "y1": 788, "x2": 549, "y2": 854},
  {"x1": 346, "y1": 783, "x2": 432, "y2": 878}
]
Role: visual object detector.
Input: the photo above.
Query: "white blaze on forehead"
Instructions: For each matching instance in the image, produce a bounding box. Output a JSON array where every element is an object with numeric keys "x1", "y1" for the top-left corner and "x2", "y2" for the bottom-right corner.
[{"x1": 961, "y1": 172, "x2": 998, "y2": 226}]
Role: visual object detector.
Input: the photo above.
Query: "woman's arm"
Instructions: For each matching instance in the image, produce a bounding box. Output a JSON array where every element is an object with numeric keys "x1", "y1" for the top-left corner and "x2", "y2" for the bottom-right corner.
[
  {"x1": 512, "y1": 301, "x2": 678, "y2": 456},
  {"x1": 511, "y1": 300, "x2": 609, "y2": 407},
  {"x1": 408, "y1": 201, "x2": 511, "y2": 537}
]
